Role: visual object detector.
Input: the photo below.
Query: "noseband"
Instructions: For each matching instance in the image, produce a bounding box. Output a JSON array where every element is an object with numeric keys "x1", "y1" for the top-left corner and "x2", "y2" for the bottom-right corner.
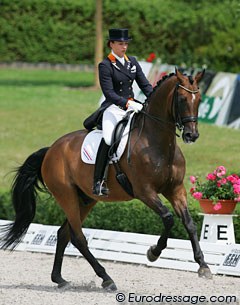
[{"x1": 173, "y1": 83, "x2": 199, "y2": 131}]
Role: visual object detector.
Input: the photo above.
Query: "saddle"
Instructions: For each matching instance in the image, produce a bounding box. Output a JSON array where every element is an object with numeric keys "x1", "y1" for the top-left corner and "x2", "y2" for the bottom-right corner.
[
  {"x1": 82, "y1": 109, "x2": 134, "y2": 164},
  {"x1": 82, "y1": 109, "x2": 135, "y2": 196}
]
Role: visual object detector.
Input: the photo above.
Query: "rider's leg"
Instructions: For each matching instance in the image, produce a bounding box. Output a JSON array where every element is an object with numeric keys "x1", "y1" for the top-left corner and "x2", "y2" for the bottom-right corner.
[
  {"x1": 92, "y1": 105, "x2": 125, "y2": 196},
  {"x1": 93, "y1": 138, "x2": 110, "y2": 196}
]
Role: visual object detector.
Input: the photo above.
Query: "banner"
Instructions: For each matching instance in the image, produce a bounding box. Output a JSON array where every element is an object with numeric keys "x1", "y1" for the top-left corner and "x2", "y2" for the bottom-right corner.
[
  {"x1": 227, "y1": 74, "x2": 240, "y2": 126},
  {"x1": 198, "y1": 72, "x2": 237, "y2": 125}
]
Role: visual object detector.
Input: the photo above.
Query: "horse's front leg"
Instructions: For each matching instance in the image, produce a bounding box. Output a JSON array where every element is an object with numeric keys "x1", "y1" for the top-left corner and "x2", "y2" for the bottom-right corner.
[
  {"x1": 166, "y1": 187, "x2": 212, "y2": 279},
  {"x1": 141, "y1": 194, "x2": 174, "y2": 262},
  {"x1": 180, "y1": 207, "x2": 212, "y2": 279}
]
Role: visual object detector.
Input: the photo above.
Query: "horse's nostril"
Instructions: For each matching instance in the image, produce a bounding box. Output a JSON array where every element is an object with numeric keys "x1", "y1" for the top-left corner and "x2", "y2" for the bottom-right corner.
[{"x1": 183, "y1": 132, "x2": 199, "y2": 143}]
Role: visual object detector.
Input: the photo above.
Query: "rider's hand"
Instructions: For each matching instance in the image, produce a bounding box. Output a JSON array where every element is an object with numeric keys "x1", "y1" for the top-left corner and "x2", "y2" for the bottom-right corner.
[{"x1": 127, "y1": 100, "x2": 143, "y2": 113}]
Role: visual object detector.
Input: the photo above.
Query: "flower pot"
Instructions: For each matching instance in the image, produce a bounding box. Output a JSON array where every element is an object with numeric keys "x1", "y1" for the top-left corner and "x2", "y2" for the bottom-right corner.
[{"x1": 199, "y1": 199, "x2": 237, "y2": 214}]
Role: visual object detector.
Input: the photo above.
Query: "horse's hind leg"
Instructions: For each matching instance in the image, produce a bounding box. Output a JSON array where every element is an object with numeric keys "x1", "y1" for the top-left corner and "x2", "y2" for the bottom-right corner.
[
  {"x1": 51, "y1": 220, "x2": 70, "y2": 287},
  {"x1": 69, "y1": 227, "x2": 117, "y2": 291},
  {"x1": 51, "y1": 186, "x2": 117, "y2": 290},
  {"x1": 51, "y1": 200, "x2": 102, "y2": 287}
]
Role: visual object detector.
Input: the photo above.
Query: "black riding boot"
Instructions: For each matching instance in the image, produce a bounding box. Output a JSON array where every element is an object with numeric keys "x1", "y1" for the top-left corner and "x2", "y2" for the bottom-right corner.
[{"x1": 93, "y1": 138, "x2": 110, "y2": 196}]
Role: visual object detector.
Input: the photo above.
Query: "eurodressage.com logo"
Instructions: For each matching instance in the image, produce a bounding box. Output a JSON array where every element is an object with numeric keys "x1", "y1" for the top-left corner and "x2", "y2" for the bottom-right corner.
[{"x1": 115, "y1": 292, "x2": 238, "y2": 305}]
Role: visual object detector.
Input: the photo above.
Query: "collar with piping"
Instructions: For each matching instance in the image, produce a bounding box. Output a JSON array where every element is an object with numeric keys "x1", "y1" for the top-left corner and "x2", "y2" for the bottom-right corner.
[{"x1": 108, "y1": 53, "x2": 129, "y2": 63}]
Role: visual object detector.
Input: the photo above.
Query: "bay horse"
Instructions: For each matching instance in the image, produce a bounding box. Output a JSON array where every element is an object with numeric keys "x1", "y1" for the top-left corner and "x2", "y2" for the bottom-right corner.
[{"x1": 0, "y1": 68, "x2": 212, "y2": 291}]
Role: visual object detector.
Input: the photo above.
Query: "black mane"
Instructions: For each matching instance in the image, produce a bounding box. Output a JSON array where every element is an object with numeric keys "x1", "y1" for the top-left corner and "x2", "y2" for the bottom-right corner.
[
  {"x1": 147, "y1": 72, "x2": 176, "y2": 100},
  {"x1": 155, "y1": 72, "x2": 176, "y2": 89}
]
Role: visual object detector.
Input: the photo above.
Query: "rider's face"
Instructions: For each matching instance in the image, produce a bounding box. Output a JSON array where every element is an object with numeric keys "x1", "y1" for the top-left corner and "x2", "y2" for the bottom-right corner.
[{"x1": 110, "y1": 41, "x2": 129, "y2": 58}]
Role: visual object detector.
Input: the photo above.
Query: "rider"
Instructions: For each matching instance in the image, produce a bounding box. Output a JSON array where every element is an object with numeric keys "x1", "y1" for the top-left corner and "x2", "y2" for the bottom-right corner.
[{"x1": 93, "y1": 28, "x2": 153, "y2": 196}]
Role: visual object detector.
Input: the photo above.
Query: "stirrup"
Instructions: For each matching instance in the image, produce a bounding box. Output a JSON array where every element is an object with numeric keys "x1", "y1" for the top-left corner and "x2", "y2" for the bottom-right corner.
[{"x1": 93, "y1": 180, "x2": 109, "y2": 196}]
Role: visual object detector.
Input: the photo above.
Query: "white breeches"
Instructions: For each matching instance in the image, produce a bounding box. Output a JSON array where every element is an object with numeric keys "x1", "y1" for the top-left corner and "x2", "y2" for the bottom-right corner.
[{"x1": 102, "y1": 104, "x2": 126, "y2": 145}]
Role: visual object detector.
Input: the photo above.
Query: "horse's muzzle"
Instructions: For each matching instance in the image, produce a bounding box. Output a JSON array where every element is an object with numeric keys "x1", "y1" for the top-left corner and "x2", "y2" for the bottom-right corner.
[{"x1": 182, "y1": 129, "x2": 199, "y2": 143}]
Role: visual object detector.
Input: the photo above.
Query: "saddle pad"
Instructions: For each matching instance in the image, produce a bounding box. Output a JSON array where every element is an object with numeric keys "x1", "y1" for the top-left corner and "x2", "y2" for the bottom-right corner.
[{"x1": 81, "y1": 112, "x2": 134, "y2": 164}]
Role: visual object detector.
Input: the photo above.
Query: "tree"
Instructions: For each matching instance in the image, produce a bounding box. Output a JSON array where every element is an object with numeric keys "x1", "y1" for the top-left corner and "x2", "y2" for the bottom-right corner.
[{"x1": 94, "y1": 0, "x2": 103, "y2": 88}]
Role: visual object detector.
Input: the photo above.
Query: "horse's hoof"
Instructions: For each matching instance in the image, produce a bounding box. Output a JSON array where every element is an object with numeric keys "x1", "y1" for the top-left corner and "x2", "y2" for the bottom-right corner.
[
  {"x1": 58, "y1": 280, "x2": 70, "y2": 288},
  {"x1": 147, "y1": 245, "x2": 159, "y2": 262},
  {"x1": 52, "y1": 273, "x2": 70, "y2": 288},
  {"x1": 102, "y1": 280, "x2": 117, "y2": 291},
  {"x1": 198, "y1": 267, "x2": 213, "y2": 279}
]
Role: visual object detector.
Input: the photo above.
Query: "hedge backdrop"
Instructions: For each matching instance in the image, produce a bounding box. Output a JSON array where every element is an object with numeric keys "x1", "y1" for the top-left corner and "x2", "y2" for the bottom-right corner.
[
  {"x1": 0, "y1": 0, "x2": 240, "y2": 72},
  {"x1": 0, "y1": 0, "x2": 240, "y2": 241}
]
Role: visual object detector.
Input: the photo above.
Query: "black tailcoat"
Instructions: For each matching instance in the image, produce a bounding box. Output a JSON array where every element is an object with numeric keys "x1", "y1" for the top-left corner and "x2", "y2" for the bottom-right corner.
[{"x1": 99, "y1": 55, "x2": 153, "y2": 110}]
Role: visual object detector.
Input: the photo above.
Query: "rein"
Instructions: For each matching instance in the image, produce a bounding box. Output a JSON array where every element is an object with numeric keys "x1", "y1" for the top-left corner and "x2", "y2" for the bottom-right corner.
[{"x1": 140, "y1": 108, "x2": 178, "y2": 136}]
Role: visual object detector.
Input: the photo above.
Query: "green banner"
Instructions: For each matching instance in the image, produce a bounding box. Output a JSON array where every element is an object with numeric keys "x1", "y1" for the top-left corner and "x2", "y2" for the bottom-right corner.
[{"x1": 198, "y1": 94, "x2": 222, "y2": 124}]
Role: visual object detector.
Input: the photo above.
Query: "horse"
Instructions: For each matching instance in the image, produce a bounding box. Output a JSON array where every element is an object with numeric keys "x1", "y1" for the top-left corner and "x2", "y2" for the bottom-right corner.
[{"x1": 0, "y1": 68, "x2": 212, "y2": 291}]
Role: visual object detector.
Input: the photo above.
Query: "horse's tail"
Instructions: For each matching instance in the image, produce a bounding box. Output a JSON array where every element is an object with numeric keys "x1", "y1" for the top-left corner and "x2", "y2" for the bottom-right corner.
[{"x1": 0, "y1": 147, "x2": 49, "y2": 250}]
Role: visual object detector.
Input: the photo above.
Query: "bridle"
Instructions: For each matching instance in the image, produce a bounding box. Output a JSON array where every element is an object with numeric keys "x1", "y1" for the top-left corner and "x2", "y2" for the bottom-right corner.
[
  {"x1": 173, "y1": 83, "x2": 199, "y2": 131},
  {"x1": 126, "y1": 80, "x2": 200, "y2": 162},
  {"x1": 140, "y1": 81, "x2": 200, "y2": 134}
]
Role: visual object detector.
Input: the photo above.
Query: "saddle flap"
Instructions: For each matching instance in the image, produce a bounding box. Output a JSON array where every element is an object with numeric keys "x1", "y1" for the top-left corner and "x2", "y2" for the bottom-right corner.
[
  {"x1": 81, "y1": 130, "x2": 102, "y2": 163},
  {"x1": 81, "y1": 112, "x2": 135, "y2": 165}
]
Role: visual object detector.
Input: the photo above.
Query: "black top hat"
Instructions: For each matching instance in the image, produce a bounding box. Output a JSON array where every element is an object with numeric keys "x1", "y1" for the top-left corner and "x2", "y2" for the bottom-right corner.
[{"x1": 108, "y1": 28, "x2": 132, "y2": 41}]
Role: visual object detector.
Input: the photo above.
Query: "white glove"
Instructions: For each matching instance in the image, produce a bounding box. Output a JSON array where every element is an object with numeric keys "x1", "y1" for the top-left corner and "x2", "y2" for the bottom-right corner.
[{"x1": 127, "y1": 100, "x2": 143, "y2": 113}]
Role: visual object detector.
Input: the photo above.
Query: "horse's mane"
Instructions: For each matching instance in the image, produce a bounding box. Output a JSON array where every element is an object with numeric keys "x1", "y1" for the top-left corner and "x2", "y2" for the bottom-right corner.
[
  {"x1": 154, "y1": 72, "x2": 176, "y2": 90},
  {"x1": 147, "y1": 71, "x2": 195, "y2": 101},
  {"x1": 147, "y1": 72, "x2": 176, "y2": 101}
]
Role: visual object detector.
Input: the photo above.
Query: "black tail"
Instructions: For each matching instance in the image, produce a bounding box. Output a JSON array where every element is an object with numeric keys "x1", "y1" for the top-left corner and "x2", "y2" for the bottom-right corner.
[{"x1": 0, "y1": 147, "x2": 49, "y2": 250}]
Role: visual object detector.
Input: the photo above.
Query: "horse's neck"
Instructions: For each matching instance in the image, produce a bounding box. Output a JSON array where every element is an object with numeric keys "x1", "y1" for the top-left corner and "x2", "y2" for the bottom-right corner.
[
  {"x1": 143, "y1": 77, "x2": 177, "y2": 142},
  {"x1": 148, "y1": 77, "x2": 176, "y2": 118},
  {"x1": 135, "y1": 78, "x2": 177, "y2": 170}
]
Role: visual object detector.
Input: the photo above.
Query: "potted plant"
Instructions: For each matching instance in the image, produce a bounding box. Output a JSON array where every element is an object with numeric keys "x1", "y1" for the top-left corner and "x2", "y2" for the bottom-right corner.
[{"x1": 190, "y1": 165, "x2": 240, "y2": 214}]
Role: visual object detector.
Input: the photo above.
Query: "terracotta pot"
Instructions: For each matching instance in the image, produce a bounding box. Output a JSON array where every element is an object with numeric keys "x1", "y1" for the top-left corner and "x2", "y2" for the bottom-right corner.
[{"x1": 199, "y1": 199, "x2": 237, "y2": 214}]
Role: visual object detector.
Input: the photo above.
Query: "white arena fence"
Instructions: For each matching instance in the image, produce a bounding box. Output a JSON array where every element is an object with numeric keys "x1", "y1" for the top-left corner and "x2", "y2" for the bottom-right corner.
[{"x1": 0, "y1": 219, "x2": 239, "y2": 277}]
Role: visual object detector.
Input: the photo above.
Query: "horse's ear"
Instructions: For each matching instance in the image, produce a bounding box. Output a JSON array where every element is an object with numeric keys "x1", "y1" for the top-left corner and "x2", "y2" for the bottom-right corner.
[
  {"x1": 195, "y1": 69, "x2": 205, "y2": 83},
  {"x1": 175, "y1": 67, "x2": 184, "y2": 82}
]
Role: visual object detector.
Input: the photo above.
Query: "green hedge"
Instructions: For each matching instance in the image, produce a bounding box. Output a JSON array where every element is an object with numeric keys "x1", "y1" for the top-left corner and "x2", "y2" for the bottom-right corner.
[
  {"x1": 0, "y1": 190, "x2": 239, "y2": 243},
  {"x1": 0, "y1": 0, "x2": 239, "y2": 72},
  {"x1": 0, "y1": 0, "x2": 95, "y2": 64}
]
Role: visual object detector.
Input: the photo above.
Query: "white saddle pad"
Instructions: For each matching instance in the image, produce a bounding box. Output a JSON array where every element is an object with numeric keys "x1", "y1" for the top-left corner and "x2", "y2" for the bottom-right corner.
[{"x1": 81, "y1": 113, "x2": 134, "y2": 164}]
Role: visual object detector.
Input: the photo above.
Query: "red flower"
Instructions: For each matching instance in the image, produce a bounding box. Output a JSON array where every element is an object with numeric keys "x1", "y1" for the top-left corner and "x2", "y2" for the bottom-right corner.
[
  {"x1": 146, "y1": 52, "x2": 156, "y2": 63},
  {"x1": 206, "y1": 173, "x2": 216, "y2": 181}
]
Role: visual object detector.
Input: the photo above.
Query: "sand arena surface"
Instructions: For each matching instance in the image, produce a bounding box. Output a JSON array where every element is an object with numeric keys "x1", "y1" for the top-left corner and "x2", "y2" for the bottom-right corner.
[{"x1": 0, "y1": 250, "x2": 239, "y2": 305}]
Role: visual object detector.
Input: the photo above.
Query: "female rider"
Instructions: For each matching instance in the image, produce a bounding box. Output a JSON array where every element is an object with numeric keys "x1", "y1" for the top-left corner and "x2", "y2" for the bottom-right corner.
[{"x1": 93, "y1": 28, "x2": 153, "y2": 196}]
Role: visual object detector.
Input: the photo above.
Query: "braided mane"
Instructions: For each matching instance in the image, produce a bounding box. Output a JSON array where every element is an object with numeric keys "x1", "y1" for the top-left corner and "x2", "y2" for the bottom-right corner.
[
  {"x1": 147, "y1": 72, "x2": 176, "y2": 100},
  {"x1": 154, "y1": 72, "x2": 176, "y2": 90}
]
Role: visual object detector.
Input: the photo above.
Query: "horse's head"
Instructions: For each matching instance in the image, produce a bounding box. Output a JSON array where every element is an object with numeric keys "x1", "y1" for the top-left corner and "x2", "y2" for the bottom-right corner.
[{"x1": 174, "y1": 68, "x2": 204, "y2": 143}]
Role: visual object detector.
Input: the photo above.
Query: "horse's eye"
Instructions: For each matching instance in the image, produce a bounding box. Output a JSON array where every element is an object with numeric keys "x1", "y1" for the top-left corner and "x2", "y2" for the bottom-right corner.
[{"x1": 179, "y1": 96, "x2": 187, "y2": 103}]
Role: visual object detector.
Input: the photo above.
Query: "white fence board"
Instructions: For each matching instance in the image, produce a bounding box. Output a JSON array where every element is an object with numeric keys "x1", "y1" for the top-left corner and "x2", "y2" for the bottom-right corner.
[
  {"x1": 0, "y1": 220, "x2": 238, "y2": 276},
  {"x1": 93, "y1": 229, "x2": 158, "y2": 245}
]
